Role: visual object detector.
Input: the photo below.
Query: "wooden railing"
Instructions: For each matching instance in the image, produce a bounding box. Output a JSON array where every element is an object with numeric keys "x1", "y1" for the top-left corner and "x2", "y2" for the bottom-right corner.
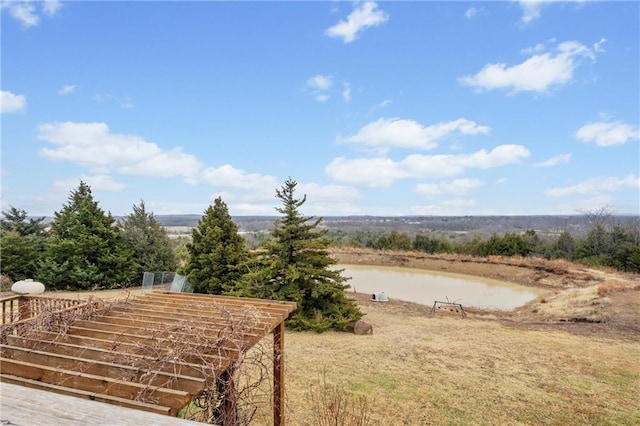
[
  {"x1": 1, "y1": 295, "x2": 21, "y2": 325},
  {"x1": 0, "y1": 295, "x2": 90, "y2": 341}
]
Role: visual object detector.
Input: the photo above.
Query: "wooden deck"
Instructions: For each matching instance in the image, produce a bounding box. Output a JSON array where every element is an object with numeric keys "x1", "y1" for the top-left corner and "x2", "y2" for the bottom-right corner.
[
  {"x1": 0, "y1": 382, "x2": 202, "y2": 425},
  {"x1": 0, "y1": 292, "x2": 296, "y2": 424}
]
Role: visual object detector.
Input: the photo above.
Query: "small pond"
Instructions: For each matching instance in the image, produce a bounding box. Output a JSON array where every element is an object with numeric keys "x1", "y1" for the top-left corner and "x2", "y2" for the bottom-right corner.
[{"x1": 339, "y1": 264, "x2": 545, "y2": 311}]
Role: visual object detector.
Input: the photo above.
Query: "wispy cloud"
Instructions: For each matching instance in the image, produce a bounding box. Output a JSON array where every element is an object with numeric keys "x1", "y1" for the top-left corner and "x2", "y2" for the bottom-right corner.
[
  {"x1": 93, "y1": 93, "x2": 134, "y2": 109},
  {"x1": 1, "y1": 90, "x2": 26, "y2": 113},
  {"x1": 54, "y1": 174, "x2": 126, "y2": 192},
  {"x1": 306, "y1": 74, "x2": 334, "y2": 102},
  {"x1": 342, "y1": 83, "x2": 351, "y2": 102},
  {"x1": 575, "y1": 120, "x2": 639, "y2": 147},
  {"x1": 325, "y1": 1, "x2": 389, "y2": 43},
  {"x1": 518, "y1": 0, "x2": 591, "y2": 26},
  {"x1": 326, "y1": 145, "x2": 530, "y2": 187},
  {"x1": 2, "y1": 0, "x2": 62, "y2": 27},
  {"x1": 464, "y1": 7, "x2": 482, "y2": 19},
  {"x1": 545, "y1": 174, "x2": 639, "y2": 197},
  {"x1": 534, "y1": 153, "x2": 571, "y2": 167},
  {"x1": 58, "y1": 84, "x2": 76, "y2": 95},
  {"x1": 340, "y1": 117, "x2": 490, "y2": 153},
  {"x1": 459, "y1": 39, "x2": 598, "y2": 94},
  {"x1": 370, "y1": 99, "x2": 392, "y2": 112},
  {"x1": 416, "y1": 178, "x2": 484, "y2": 196}
]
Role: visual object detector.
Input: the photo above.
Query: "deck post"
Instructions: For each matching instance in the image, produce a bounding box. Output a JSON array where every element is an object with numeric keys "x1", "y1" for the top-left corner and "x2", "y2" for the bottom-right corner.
[
  {"x1": 18, "y1": 296, "x2": 32, "y2": 322},
  {"x1": 273, "y1": 321, "x2": 285, "y2": 426}
]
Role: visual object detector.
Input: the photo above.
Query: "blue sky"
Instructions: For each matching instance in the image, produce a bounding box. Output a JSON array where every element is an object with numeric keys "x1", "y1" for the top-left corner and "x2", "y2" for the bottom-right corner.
[{"x1": 2, "y1": 1, "x2": 639, "y2": 217}]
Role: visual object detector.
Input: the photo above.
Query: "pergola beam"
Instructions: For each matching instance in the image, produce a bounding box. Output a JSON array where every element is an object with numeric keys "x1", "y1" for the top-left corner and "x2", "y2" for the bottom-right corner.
[{"x1": 273, "y1": 321, "x2": 285, "y2": 426}]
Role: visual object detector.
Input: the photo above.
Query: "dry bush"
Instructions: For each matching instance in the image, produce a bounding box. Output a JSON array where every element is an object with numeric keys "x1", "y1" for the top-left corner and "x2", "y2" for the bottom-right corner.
[
  {"x1": 303, "y1": 373, "x2": 372, "y2": 426},
  {"x1": 0, "y1": 274, "x2": 13, "y2": 292},
  {"x1": 596, "y1": 281, "x2": 635, "y2": 297}
]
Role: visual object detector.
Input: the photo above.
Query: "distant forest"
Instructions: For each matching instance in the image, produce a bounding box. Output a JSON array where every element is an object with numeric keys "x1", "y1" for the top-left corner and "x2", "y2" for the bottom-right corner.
[{"x1": 156, "y1": 214, "x2": 640, "y2": 237}]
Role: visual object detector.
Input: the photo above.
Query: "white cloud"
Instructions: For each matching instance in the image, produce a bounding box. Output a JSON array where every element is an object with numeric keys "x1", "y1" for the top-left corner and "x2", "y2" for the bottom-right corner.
[
  {"x1": 42, "y1": 0, "x2": 62, "y2": 16},
  {"x1": 2, "y1": 0, "x2": 62, "y2": 27},
  {"x1": 545, "y1": 174, "x2": 640, "y2": 197},
  {"x1": 341, "y1": 117, "x2": 490, "y2": 152},
  {"x1": 370, "y1": 99, "x2": 392, "y2": 112},
  {"x1": 593, "y1": 37, "x2": 607, "y2": 53},
  {"x1": 58, "y1": 84, "x2": 76, "y2": 95},
  {"x1": 38, "y1": 122, "x2": 203, "y2": 182},
  {"x1": 342, "y1": 83, "x2": 351, "y2": 102},
  {"x1": 324, "y1": 1, "x2": 389, "y2": 43},
  {"x1": 306, "y1": 74, "x2": 333, "y2": 102},
  {"x1": 93, "y1": 93, "x2": 134, "y2": 109},
  {"x1": 520, "y1": 42, "x2": 546, "y2": 55},
  {"x1": 54, "y1": 174, "x2": 126, "y2": 192},
  {"x1": 201, "y1": 165, "x2": 278, "y2": 195},
  {"x1": 459, "y1": 40, "x2": 597, "y2": 94},
  {"x1": 410, "y1": 198, "x2": 477, "y2": 215},
  {"x1": 296, "y1": 182, "x2": 362, "y2": 215},
  {"x1": 518, "y1": 1, "x2": 591, "y2": 26},
  {"x1": 575, "y1": 120, "x2": 640, "y2": 147},
  {"x1": 534, "y1": 153, "x2": 571, "y2": 167},
  {"x1": 416, "y1": 178, "x2": 483, "y2": 196},
  {"x1": 326, "y1": 157, "x2": 406, "y2": 188},
  {"x1": 0, "y1": 90, "x2": 26, "y2": 113},
  {"x1": 307, "y1": 74, "x2": 333, "y2": 91},
  {"x1": 327, "y1": 144, "x2": 530, "y2": 187},
  {"x1": 518, "y1": 0, "x2": 546, "y2": 26},
  {"x1": 464, "y1": 7, "x2": 481, "y2": 19}
]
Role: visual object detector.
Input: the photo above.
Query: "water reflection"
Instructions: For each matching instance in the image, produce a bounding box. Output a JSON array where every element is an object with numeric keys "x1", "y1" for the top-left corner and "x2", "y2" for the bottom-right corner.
[{"x1": 339, "y1": 264, "x2": 544, "y2": 310}]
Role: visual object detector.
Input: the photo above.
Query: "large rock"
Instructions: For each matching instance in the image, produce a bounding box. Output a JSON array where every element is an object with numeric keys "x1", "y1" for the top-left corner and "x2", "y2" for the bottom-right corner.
[{"x1": 11, "y1": 279, "x2": 45, "y2": 295}]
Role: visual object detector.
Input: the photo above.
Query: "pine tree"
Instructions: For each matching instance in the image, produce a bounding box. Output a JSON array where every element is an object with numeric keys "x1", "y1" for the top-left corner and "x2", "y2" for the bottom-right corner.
[
  {"x1": 179, "y1": 197, "x2": 250, "y2": 294},
  {"x1": 121, "y1": 200, "x2": 177, "y2": 280},
  {"x1": 38, "y1": 181, "x2": 135, "y2": 290},
  {"x1": 0, "y1": 207, "x2": 48, "y2": 281},
  {"x1": 1, "y1": 206, "x2": 47, "y2": 236},
  {"x1": 245, "y1": 178, "x2": 363, "y2": 332}
]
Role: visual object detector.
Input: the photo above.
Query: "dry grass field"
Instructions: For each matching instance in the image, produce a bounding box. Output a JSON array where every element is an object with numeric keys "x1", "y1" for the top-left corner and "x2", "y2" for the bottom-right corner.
[
  {"x1": 32, "y1": 249, "x2": 639, "y2": 425},
  {"x1": 279, "y1": 249, "x2": 640, "y2": 425}
]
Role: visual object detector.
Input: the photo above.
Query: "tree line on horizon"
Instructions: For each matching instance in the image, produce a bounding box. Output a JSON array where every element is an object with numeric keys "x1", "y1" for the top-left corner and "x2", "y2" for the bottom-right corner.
[{"x1": 333, "y1": 210, "x2": 640, "y2": 273}]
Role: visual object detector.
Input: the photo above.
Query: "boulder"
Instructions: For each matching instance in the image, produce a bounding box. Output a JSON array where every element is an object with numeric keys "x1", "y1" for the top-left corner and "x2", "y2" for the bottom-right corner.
[{"x1": 11, "y1": 279, "x2": 45, "y2": 295}]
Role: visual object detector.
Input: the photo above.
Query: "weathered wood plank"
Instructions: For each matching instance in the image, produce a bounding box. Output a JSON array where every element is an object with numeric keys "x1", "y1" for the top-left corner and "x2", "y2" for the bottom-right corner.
[
  {"x1": 0, "y1": 344, "x2": 205, "y2": 394},
  {"x1": 140, "y1": 293, "x2": 293, "y2": 316},
  {"x1": 0, "y1": 357, "x2": 191, "y2": 410},
  {"x1": 0, "y1": 381, "x2": 203, "y2": 422},
  {"x1": 107, "y1": 305, "x2": 276, "y2": 329},
  {"x1": 6, "y1": 334, "x2": 221, "y2": 378}
]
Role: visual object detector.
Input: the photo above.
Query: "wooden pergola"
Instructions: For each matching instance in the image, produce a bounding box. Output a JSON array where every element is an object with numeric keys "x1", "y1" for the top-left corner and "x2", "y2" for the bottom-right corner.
[{"x1": 0, "y1": 292, "x2": 296, "y2": 425}]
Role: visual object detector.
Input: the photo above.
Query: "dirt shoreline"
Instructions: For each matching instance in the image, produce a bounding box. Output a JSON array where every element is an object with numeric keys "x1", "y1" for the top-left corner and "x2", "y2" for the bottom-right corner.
[{"x1": 330, "y1": 248, "x2": 640, "y2": 340}]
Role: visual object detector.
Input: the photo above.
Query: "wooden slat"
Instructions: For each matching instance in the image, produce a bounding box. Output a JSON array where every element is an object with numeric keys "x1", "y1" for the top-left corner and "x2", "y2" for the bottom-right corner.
[
  {"x1": 141, "y1": 293, "x2": 294, "y2": 315},
  {"x1": 0, "y1": 376, "x2": 173, "y2": 416},
  {"x1": 92, "y1": 314, "x2": 268, "y2": 341},
  {"x1": 6, "y1": 334, "x2": 223, "y2": 379},
  {"x1": 66, "y1": 325, "x2": 244, "y2": 359},
  {"x1": 0, "y1": 358, "x2": 191, "y2": 410},
  {"x1": 108, "y1": 304, "x2": 278, "y2": 328},
  {"x1": 0, "y1": 344, "x2": 205, "y2": 394}
]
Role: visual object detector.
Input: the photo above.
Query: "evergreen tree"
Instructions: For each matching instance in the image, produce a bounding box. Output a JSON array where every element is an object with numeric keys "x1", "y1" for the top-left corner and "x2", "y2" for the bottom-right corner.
[
  {"x1": 179, "y1": 197, "x2": 249, "y2": 294},
  {"x1": 1, "y1": 206, "x2": 47, "y2": 236},
  {"x1": 38, "y1": 181, "x2": 134, "y2": 290},
  {"x1": 244, "y1": 178, "x2": 363, "y2": 332},
  {"x1": 121, "y1": 200, "x2": 177, "y2": 280},
  {"x1": 0, "y1": 207, "x2": 48, "y2": 281}
]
